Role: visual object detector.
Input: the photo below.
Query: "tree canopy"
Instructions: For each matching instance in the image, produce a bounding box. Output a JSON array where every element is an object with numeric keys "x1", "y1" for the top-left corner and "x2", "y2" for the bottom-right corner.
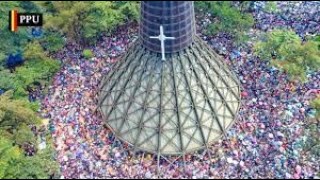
[
  {"x1": 38, "y1": 1, "x2": 139, "y2": 46},
  {"x1": 254, "y1": 29, "x2": 320, "y2": 82},
  {"x1": 195, "y1": 1, "x2": 255, "y2": 44},
  {"x1": 0, "y1": 91, "x2": 59, "y2": 179},
  {"x1": 0, "y1": 136, "x2": 59, "y2": 179},
  {"x1": 0, "y1": 137, "x2": 23, "y2": 179},
  {"x1": 0, "y1": 2, "x2": 61, "y2": 178},
  {"x1": 0, "y1": 91, "x2": 40, "y2": 131}
]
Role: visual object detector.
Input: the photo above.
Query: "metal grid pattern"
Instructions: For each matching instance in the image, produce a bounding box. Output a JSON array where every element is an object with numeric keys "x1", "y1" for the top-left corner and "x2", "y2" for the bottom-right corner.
[
  {"x1": 139, "y1": 1, "x2": 196, "y2": 53},
  {"x1": 98, "y1": 36, "x2": 241, "y2": 156}
]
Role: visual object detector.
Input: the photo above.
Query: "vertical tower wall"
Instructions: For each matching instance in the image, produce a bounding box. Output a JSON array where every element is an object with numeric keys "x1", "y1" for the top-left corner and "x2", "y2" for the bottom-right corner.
[{"x1": 140, "y1": 1, "x2": 196, "y2": 53}]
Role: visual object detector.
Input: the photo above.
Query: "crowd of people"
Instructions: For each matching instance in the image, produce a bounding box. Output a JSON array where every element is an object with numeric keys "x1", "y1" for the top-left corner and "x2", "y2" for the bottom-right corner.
[
  {"x1": 253, "y1": 1, "x2": 320, "y2": 36},
  {"x1": 40, "y1": 1, "x2": 319, "y2": 179}
]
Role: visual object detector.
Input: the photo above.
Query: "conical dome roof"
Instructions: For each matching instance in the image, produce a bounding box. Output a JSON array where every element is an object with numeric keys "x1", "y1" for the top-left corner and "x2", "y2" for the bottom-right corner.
[{"x1": 98, "y1": 36, "x2": 240, "y2": 155}]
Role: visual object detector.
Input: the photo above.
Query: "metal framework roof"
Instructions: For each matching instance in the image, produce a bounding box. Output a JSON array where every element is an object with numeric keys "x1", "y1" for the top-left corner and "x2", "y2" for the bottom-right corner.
[{"x1": 98, "y1": 36, "x2": 241, "y2": 156}]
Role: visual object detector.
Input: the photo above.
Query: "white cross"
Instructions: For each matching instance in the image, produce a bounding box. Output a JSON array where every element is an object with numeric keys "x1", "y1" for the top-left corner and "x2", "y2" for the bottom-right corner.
[{"x1": 150, "y1": 25, "x2": 175, "y2": 61}]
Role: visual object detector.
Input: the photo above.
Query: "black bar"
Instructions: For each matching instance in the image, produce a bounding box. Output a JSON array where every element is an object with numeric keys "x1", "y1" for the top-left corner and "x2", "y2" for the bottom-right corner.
[
  {"x1": 17, "y1": 13, "x2": 43, "y2": 26},
  {"x1": 8, "y1": 11, "x2": 12, "y2": 31}
]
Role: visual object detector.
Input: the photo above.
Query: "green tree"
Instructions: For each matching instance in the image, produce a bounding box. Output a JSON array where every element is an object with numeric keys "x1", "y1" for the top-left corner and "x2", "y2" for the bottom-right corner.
[
  {"x1": 0, "y1": 2, "x2": 32, "y2": 57},
  {"x1": 4, "y1": 155, "x2": 50, "y2": 179},
  {"x1": 0, "y1": 137, "x2": 23, "y2": 179},
  {"x1": 254, "y1": 29, "x2": 320, "y2": 82},
  {"x1": 0, "y1": 41, "x2": 60, "y2": 99},
  {"x1": 19, "y1": 1, "x2": 40, "y2": 12},
  {"x1": 310, "y1": 97, "x2": 320, "y2": 118},
  {"x1": 40, "y1": 31, "x2": 65, "y2": 53},
  {"x1": 13, "y1": 124, "x2": 37, "y2": 147},
  {"x1": 195, "y1": 1, "x2": 254, "y2": 45},
  {"x1": 0, "y1": 3, "x2": 61, "y2": 179},
  {"x1": 12, "y1": 59, "x2": 60, "y2": 98},
  {"x1": 0, "y1": 2, "x2": 21, "y2": 28},
  {"x1": 0, "y1": 70, "x2": 15, "y2": 91},
  {"x1": 0, "y1": 91, "x2": 40, "y2": 130},
  {"x1": 113, "y1": 1, "x2": 140, "y2": 21},
  {"x1": 24, "y1": 41, "x2": 48, "y2": 61},
  {"x1": 0, "y1": 136, "x2": 58, "y2": 179},
  {"x1": 83, "y1": 49, "x2": 94, "y2": 59},
  {"x1": 0, "y1": 53, "x2": 6, "y2": 67},
  {"x1": 39, "y1": 1, "x2": 138, "y2": 46},
  {"x1": 0, "y1": 92, "x2": 60, "y2": 179},
  {"x1": 33, "y1": 143, "x2": 60, "y2": 178},
  {"x1": 310, "y1": 35, "x2": 320, "y2": 50}
]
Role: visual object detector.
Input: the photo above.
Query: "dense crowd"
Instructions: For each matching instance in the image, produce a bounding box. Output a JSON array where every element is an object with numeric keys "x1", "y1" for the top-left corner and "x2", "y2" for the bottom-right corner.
[
  {"x1": 253, "y1": 1, "x2": 320, "y2": 36},
  {"x1": 40, "y1": 1, "x2": 319, "y2": 179}
]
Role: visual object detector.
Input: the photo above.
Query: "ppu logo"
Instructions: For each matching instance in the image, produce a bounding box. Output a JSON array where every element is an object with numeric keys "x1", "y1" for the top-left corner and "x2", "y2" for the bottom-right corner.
[{"x1": 9, "y1": 10, "x2": 43, "y2": 32}]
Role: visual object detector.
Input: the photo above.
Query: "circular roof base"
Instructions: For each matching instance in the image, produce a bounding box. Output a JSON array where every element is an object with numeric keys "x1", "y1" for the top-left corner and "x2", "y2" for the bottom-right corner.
[{"x1": 98, "y1": 36, "x2": 241, "y2": 156}]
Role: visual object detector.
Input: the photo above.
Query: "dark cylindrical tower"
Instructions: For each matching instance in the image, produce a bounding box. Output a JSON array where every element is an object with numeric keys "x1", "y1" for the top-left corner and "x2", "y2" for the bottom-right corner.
[{"x1": 140, "y1": 1, "x2": 196, "y2": 53}]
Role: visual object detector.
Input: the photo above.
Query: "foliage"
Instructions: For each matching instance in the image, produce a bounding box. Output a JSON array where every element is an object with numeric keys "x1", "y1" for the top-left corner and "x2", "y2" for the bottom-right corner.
[
  {"x1": 0, "y1": 2, "x2": 62, "y2": 61},
  {"x1": 0, "y1": 136, "x2": 58, "y2": 179},
  {"x1": 19, "y1": 1, "x2": 41, "y2": 12},
  {"x1": 0, "y1": 53, "x2": 6, "y2": 66},
  {"x1": 83, "y1": 49, "x2": 94, "y2": 59},
  {"x1": 304, "y1": 126, "x2": 320, "y2": 157},
  {"x1": 0, "y1": 91, "x2": 60, "y2": 179},
  {"x1": 0, "y1": 90, "x2": 40, "y2": 151},
  {"x1": 0, "y1": 91, "x2": 40, "y2": 130},
  {"x1": 0, "y1": 70, "x2": 15, "y2": 91},
  {"x1": 254, "y1": 29, "x2": 320, "y2": 82},
  {"x1": 24, "y1": 41, "x2": 48, "y2": 61},
  {"x1": 310, "y1": 35, "x2": 320, "y2": 50},
  {"x1": 0, "y1": 28, "x2": 29, "y2": 59},
  {"x1": 39, "y1": 1, "x2": 139, "y2": 46},
  {"x1": 26, "y1": 100, "x2": 41, "y2": 112},
  {"x1": 195, "y1": 1, "x2": 254, "y2": 45},
  {"x1": 34, "y1": 143, "x2": 60, "y2": 178},
  {"x1": 3, "y1": 156, "x2": 49, "y2": 179},
  {"x1": 236, "y1": 1, "x2": 254, "y2": 13},
  {"x1": 22, "y1": 40, "x2": 60, "y2": 86},
  {"x1": 13, "y1": 59, "x2": 60, "y2": 95},
  {"x1": 113, "y1": 1, "x2": 140, "y2": 21},
  {"x1": 0, "y1": 137, "x2": 23, "y2": 179},
  {"x1": 40, "y1": 31, "x2": 65, "y2": 53},
  {"x1": 0, "y1": 57, "x2": 60, "y2": 99},
  {"x1": 0, "y1": 2, "x2": 22, "y2": 29},
  {"x1": 13, "y1": 124, "x2": 37, "y2": 146},
  {"x1": 0, "y1": 2, "x2": 63, "y2": 179},
  {"x1": 0, "y1": 2, "x2": 61, "y2": 95},
  {"x1": 310, "y1": 97, "x2": 320, "y2": 118},
  {"x1": 0, "y1": 41, "x2": 61, "y2": 98}
]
